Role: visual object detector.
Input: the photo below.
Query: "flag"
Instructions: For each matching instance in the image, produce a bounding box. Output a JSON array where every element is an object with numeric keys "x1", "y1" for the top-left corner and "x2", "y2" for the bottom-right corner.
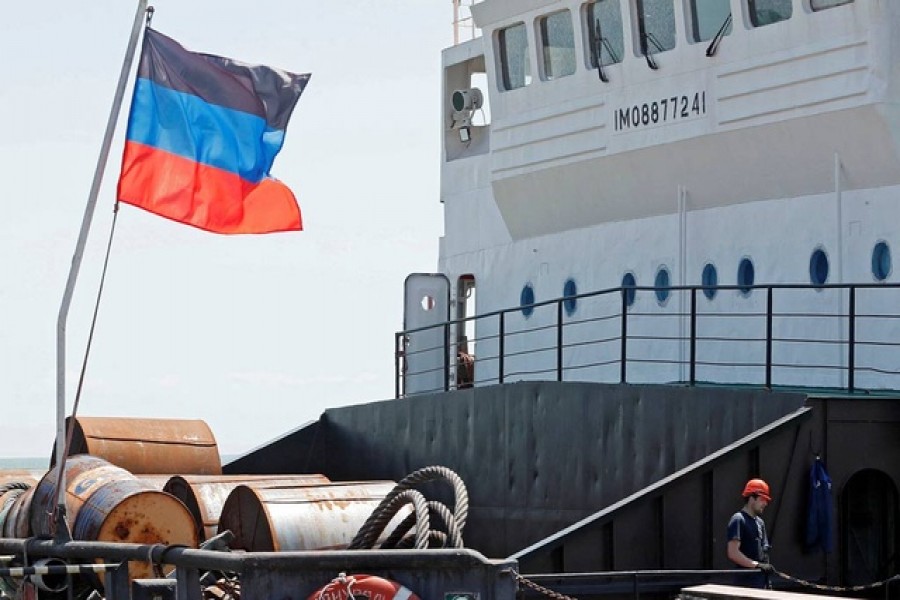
[{"x1": 117, "y1": 28, "x2": 310, "y2": 234}]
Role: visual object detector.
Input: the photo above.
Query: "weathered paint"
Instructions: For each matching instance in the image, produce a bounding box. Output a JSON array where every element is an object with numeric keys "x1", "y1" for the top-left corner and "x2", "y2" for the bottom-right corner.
[
  {"x1": 56, "y1": 416, "x2": 221, "y2": 475},
  {"x1": 164, "y1": 474, "x2": 330, "y2": 541},
  {"x1": 218, "y1": 482, "x2": 408, "y2": 552}
]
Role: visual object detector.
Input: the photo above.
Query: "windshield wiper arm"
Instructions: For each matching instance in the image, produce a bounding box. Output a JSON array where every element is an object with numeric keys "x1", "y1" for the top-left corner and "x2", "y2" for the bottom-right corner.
[
  {"x1": 592, "y1": 19, "x2": 609, "y2": 82},
  {"x1": 602, "y1": 38, "x2": 620, "y2": 66},
  {"x1": 642, "y1": 32, "x2": 664, "y2": 70},
  {"x1": 705, "y1": 13, "x2": 732, "y2": 57}
]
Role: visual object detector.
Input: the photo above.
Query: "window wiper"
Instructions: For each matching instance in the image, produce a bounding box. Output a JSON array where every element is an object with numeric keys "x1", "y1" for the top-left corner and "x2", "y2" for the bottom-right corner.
[
  {"x1": 642, "y1": 32, "x2": 664, "y2": 70},
  {"x1": 592, "y1": 19, "x2": 608, "y2": 82},
  {"x1": 602, "y1": 38, "x2": 620, "y2": 67},
  {"x1": 591, "y1": 19, "x2": 617, "y2": 82},
  {"x1": 705, "y1": 13, "x2": 732, "y2": 57}
]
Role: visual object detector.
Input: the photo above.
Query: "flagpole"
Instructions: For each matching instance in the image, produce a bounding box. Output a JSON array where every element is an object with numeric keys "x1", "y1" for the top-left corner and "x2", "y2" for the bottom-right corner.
[{"x1": 54, "y1": 0, "x2": 149, "y2": 540}]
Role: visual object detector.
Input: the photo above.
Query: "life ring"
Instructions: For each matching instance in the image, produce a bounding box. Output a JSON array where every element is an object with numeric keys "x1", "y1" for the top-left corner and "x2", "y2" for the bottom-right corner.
[{"x1": 309, "y1": 573, "x2": 420, "y2": 600}]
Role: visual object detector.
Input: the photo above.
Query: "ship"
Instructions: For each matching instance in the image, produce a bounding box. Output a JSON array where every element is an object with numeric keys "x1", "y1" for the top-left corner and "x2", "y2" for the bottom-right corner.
[{"x1": 1, "y1": 1, "x2": 899, "y2": 600}]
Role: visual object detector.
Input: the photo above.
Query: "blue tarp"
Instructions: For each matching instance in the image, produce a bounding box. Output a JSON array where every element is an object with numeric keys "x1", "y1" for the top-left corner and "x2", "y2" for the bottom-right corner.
[{"x1": 805, "y1": 457, "x2": 834, "y2": 553}]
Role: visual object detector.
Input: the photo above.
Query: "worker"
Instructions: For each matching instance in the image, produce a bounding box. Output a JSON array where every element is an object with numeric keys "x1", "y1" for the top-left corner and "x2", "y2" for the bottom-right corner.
[{"x1": 727, "y1": 478, "x2": 774, "y2": 583}]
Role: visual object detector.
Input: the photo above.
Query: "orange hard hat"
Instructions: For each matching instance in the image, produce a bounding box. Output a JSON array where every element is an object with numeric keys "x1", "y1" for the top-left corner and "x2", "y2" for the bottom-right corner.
[{"x1": 742, "y1": 478, "x2": 772, "y2": 501}]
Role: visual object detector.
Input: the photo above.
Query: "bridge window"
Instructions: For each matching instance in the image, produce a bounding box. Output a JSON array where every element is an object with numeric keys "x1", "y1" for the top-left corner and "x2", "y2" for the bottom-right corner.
[
  {"x1": 701, "y1": 263, "x2": 718, "y2": 300},
  {"x1": 539, "y1": 11, "x2": 576, "y2": 80},
  {"x1": 811, "y1": 0, "x2": 853, "y2": 10},
  {"x1": 520, "y1": 283, "x2": 536, "y2": 317},
  {"x1": 563, "y1": 278, "x2": 578, "y2": 316},
  {"x1": 498, "y1": 23, "x2": 532, "y2": 91},
  {"x1": 872, "y1": 241, "x2": 891, "y2": 281},
  {"x1": 636, "y1": 0, "x2": 676, "y2": 56},
  {"x1": 748, "y1": 0, "x2": 792, "y2": 27},
  {"x1": 622, "y1": 272, "x2": 637, "y2": 308},
  {"x1": 809, "y1": 248, "x2": 829, "y2": 287},
  {"x1": 655, "y1": 267, "x2": 671, "y2": 305},
  {"x1": 689, "y1": 0, "x2": 732, "y2": 42},
  {"x1": 737, "y1": 257, "x2": 755, "y2": 296},
  {"x1": 585, "y1": 0, "x2": 624, "y2": 67}
]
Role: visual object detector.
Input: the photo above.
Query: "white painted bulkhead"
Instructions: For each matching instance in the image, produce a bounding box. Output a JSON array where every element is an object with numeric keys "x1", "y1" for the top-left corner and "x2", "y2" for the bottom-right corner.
[{"x1": 432, "y1": 0, "x2": 900, "y2": 390}]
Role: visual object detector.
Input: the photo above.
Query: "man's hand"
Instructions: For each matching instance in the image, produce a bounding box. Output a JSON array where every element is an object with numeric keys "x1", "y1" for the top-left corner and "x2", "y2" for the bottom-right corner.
[{"x1": 756, "y1": 562, "x2": 774, "y2": 572}]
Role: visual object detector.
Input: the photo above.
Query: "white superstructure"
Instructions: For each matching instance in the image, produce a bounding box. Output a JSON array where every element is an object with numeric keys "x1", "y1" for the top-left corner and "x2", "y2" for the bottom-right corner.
[{"x1": 403, "y1": 0, "x2": 900, "y2": 395}]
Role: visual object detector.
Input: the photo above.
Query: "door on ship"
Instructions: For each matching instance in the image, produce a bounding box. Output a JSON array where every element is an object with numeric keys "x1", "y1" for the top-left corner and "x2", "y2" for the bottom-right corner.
[
  {"x1": 403, "y1": 274, "x2": 450, "y2": 396},
  {"x1": 840, "y1": 469, "x2": 899, "y2": 586},
  {"x1": 456, "y1": 275, "x2": 476, "y2": 388}
]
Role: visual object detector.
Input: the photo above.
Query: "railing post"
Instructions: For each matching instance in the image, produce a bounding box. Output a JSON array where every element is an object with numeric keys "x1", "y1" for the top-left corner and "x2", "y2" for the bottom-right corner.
[
  {"x1": 557, "y1": 300, "x2": 564, "y2": 382},
  {"x1": 848, "y1": 285, "x2": 856, "y2": 392},
  {"x1": 621, "y1": 288, "x2": 628, "y2": 384},
  {"x1": 444, "y1": 323, "x2": 451, "y2": 392},
  {"x1": 176, "y1": 566, "x2": 202, "y2": 600},
  {"x1": 499, "y1": 312, "x2": 505, "y2": 384},
  {"x1": 765, "y1": 287, "x2": 773, "y2": 389},
  {"x1": 690, "y1": 288, "x2": 697, "y2": 385},
  {"x1": 394, "y1": 332, "x2": 402, "y2": 399}
]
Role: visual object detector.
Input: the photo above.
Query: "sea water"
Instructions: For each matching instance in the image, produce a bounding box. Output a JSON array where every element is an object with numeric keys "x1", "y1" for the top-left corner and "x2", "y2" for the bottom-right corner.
[
  {"x1": 0, "y1": 456, "x2": 238, "y2": 472},
  {"x1": 0, "y1": 457, "x2": 48, "y2": 470}
]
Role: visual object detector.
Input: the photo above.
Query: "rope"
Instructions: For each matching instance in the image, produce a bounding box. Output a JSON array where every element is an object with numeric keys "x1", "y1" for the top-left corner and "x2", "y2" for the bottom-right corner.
[
  {"x1": 314, "y1": 573, "x2": 356, "y2": 600},
  {"x1": 348, "y1": 466, "x2": 468, "y2": 550},
  {"x1": 0, "y1": 483, "x2": 31, "y2": 495},
  {"x1": 369, "y1": 489, "x2": 430, "y2": 550},
  {"x1": 379, "y1": 500, "x2": 463, "y2": 549}
]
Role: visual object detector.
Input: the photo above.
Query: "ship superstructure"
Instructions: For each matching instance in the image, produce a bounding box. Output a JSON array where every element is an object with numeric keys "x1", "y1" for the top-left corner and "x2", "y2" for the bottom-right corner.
[{"x1": 403, "y1": 0, "x2": 900, "y2": 395}]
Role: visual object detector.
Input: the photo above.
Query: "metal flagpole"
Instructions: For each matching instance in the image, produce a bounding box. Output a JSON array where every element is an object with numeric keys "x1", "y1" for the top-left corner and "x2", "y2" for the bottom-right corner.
[{"x1": 53, "y1": 0, "x2": 149, "y2": 540}]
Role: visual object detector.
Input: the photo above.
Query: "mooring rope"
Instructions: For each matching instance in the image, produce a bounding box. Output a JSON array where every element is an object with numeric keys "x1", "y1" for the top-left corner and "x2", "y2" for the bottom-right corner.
[{"x1": 349, "y1": 465, "x2": 468, "y2": 550}]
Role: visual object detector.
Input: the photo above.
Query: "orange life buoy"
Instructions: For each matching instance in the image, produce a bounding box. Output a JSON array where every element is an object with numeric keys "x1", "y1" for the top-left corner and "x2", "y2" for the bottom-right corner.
[{"x1": 309, "y1": 573, "x2": 420, "y2": 600}]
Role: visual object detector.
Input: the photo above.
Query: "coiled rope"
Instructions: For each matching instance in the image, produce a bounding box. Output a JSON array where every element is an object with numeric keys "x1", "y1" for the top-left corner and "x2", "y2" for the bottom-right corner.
[{"x1": 349, "y1": 466, "x2": 468, "y2": 550}]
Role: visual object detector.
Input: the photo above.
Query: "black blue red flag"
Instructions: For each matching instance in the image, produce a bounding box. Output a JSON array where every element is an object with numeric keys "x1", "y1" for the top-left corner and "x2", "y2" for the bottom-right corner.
[{"x1": 117, "y1": 28, "x2": 310, "y2": 234}]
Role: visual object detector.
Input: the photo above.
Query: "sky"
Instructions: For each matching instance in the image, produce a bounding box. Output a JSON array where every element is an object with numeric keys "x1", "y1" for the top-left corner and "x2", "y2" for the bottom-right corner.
[{"x1": 0, "y1": 1, "x2": 451, "y2": 458}]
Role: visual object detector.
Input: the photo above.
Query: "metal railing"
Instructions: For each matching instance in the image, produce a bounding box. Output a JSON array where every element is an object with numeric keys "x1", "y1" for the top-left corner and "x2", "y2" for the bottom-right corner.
[
  {"x1": 395, "y1": 282, "x2": 900, "y2": 398},
  {"x1": 0, "y1": 538, "x2": 516, "y2": 600}
]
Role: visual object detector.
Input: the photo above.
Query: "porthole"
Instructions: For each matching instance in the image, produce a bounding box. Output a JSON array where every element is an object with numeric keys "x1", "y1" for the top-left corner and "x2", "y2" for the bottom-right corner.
[
  {"x1": 621, "y1": 272, "x2": 636, "y2": 308},
  {"x1": 520, "y1": 284, "x2": 535, "y2": 317},
  {"x1": 809, "y1": 248, "x2": 829, "y2": 287},
  {"x1": 737, "y1": 258, "x2": 755, "y2": 296},
  {"x1": 872, "y1": 241, "x2": 891, "y2": 281},
  {"x1": 563, "y1": 278, "x2": 578, "y2": 316},
  {"x1": 654, "y1": 267, "x2": 670, "y2": 304},
  {"x1": 701, "y1": 263, "x2": 718, "y2": 300}
]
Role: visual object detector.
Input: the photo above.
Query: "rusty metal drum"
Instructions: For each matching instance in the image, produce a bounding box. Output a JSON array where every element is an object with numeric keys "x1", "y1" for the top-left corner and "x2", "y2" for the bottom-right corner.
[
  {"x1": 217, "y1": 481, "x2": 408, "y2": 551},
  {"x1": 164, "y1": 474, "x2": 330, "y2": 541},
  {"x1": 30, "y1": 455, "x2": 197, "y2": 580},
  {"x1": 54, "y1": 416, "x2": 221, "y2": 475}
]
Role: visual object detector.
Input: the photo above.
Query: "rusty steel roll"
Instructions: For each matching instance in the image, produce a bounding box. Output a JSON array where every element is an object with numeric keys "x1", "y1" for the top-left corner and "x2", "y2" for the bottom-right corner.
[
  {"x1": 0, "y1": 477, "x2": 34, "y2": 539},
  {"x1": 135, "y1": 475, "x2": 174, "y2": 490},
  {"x1": 30, "y1": 455, "x2": 133, "y2": 537},
  {"x1": 164, "y1": 474, "x2": 330, "y2": 541},
  {"x1": 3, "y1": 486, "x2": 34, "y2": 538},
  {"x1": 29, "y1": 455, "x2": 197, "y2": 581},
  {"x1": 53, "y1": 416, "x2": 221, "y2": 475},
  {"x1": 217, "y1": 481, "x2": 409, "y2": 552}
]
